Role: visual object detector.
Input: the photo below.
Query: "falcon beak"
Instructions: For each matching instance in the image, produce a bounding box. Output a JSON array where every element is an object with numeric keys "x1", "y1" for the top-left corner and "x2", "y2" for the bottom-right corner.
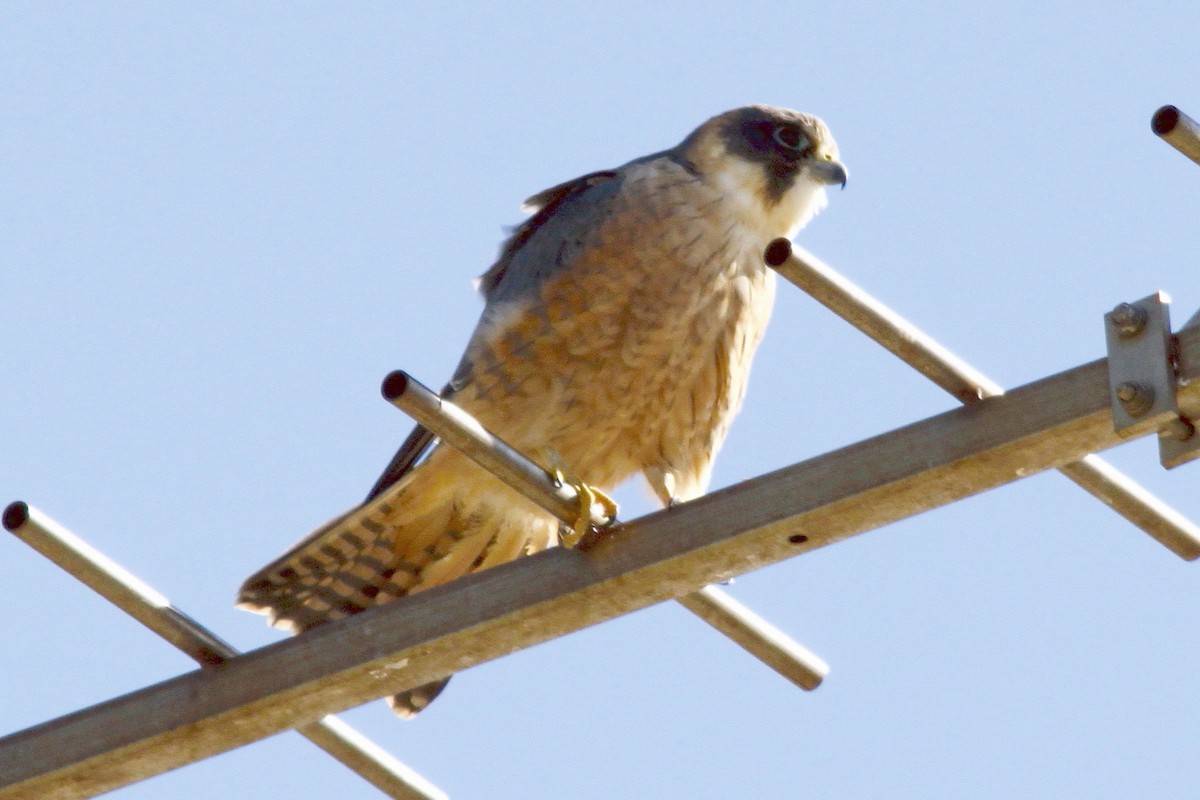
[{"x1": 811, "y1": 158, "x2": 848, "y2": 189}]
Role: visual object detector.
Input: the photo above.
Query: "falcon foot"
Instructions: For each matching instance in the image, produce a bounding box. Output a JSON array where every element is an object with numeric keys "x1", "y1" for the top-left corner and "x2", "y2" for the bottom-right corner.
[
  {"x1": 543, "y1": 449, "x2": 619, "y2": 548},
  {"x1": 558, "y1": 479, "x2": 619, "y2": 548}
]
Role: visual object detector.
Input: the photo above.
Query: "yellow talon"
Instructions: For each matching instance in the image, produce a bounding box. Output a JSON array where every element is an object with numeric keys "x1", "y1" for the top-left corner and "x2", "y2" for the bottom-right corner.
[{"x1": 544, "y1": 450, "x2": 619, "y2": 548}]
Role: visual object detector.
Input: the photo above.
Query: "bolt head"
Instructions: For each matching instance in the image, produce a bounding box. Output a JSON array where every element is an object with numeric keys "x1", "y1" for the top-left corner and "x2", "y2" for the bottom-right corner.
[
  {"x1": 1115, "y1": 381, "x2": 1154, "y2": 416},
  {"x1": 1115, "y1": 382, "x2": 1139, "y2": 402},
  {"x1": 1110, "y1": 302, "x2": 1147, "y2": 337}
]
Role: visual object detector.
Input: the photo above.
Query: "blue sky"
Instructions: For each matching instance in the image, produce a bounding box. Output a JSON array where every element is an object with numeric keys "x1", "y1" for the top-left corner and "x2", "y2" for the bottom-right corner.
[{"x1": 3, "y1": 3, "x2": 1199, "y2": 798}]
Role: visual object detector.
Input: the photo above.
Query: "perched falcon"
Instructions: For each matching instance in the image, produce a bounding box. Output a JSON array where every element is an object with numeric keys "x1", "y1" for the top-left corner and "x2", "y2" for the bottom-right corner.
[{"x1": 238, "y1": 104, "x2": 846, "y2": 716}]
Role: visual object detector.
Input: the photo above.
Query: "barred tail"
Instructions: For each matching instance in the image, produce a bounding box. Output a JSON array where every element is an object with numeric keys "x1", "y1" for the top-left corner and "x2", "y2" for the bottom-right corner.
[{"x1": 237, "y1": 446, "x2": 558, "y2": 715}]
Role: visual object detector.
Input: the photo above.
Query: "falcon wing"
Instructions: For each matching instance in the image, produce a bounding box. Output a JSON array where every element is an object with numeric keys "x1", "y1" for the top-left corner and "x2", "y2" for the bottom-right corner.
[{"x1": 447, "y1": 169, "x2": 625, "y2": 394}]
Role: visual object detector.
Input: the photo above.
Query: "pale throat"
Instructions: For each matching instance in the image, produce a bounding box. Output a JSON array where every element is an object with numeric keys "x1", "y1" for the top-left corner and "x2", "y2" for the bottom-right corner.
[{"x1": 706, "y1": 154, "x2": 829, "y2": 243}]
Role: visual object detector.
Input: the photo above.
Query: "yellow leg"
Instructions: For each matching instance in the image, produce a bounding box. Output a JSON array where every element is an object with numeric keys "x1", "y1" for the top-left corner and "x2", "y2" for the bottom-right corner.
[{"x1": 543, "y1": 449, "x2": 619, "y2": 548}]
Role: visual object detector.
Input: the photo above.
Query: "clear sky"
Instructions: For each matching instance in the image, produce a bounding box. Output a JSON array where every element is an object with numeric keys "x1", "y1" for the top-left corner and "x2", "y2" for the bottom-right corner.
[{"x1": 3, "y1": 3, "x2": 1199, "y2": 798}]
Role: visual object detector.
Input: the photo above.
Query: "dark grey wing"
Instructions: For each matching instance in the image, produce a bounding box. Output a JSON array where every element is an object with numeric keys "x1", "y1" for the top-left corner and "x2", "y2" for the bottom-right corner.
[
  {"x1": 364, "y1": 422, "x2": 438, "y2": 501},
  {"x1": 472, "y1": 169, "x2": 619, "y2": 303},
  {"x1": 447, "y1": 168, "x2": 626, "y2": 393},
  {"x1": 365, "y1": 172, "x2": 628, "y2": 496}
]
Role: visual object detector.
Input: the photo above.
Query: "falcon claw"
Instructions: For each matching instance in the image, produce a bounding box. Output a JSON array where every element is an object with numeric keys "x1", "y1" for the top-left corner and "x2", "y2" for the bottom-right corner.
[
  {"x1": 544, "y1": 450, "x2": 618, "y2": 549},
  {"x1": 553, "y1": 470, "x2": 618, "y2": 549}
]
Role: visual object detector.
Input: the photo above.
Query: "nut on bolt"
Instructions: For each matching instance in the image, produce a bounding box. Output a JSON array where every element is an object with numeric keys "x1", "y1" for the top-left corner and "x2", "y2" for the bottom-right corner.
[
  {"x1": 1115, "y1": 381, "x2": 1154, "y2": 417},
  {"x1": 1110, "y1": 302, "x2": 1148, "y2": 337}
]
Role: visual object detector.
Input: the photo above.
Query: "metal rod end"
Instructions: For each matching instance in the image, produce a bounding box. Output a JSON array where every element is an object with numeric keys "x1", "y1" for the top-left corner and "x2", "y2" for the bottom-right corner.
[
  {"x1": 3, "y1": 501, "x2": 29, "y2": 531},
  {"x1": 1152, "y1": 105, "x2": 1180, "y2": 136},
  {"x1": 763, "y1": 238, "x2": 793, "y2": 268},
  {"x1": 381, "y1": 370, "x2": 411, "y2": 402}
]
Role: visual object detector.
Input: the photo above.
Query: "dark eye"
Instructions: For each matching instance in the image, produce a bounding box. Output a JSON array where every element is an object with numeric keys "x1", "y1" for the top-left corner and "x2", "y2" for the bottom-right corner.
[{"x1": 772, "y1": 124, "x2": 810, "y2": 154}]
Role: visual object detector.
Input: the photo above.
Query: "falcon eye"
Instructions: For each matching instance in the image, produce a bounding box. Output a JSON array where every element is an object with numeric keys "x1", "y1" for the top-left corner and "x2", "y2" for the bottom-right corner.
[{"x1": 772, "y1": 124, "x2": 810, "y2": 154}]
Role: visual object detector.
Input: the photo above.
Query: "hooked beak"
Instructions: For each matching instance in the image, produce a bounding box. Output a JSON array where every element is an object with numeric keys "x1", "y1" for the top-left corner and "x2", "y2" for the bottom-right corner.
[{"x1": 811, "y1": 158, "x2": 848, "y2": 189}]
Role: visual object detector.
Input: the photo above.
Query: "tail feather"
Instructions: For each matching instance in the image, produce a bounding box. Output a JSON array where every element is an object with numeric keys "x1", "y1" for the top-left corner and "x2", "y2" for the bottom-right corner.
[
  {"x1": 237, "y1": 446, "x2": 559, "y2": 715},
  {"x1": 236, "y1": 483, "x2": 420, "y2": 632},
  {"x1": 476, "y1": 525, "x2": 540, "y2": 571},
  {"x1": 414, "y1": 523, "x2": 503, "y2": 591}
]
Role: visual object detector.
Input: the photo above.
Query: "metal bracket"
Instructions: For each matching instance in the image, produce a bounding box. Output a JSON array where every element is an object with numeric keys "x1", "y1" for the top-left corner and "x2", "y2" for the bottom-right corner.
[{"x1": 1104, "y1": 291, "x2": 1199, "y2": 468}]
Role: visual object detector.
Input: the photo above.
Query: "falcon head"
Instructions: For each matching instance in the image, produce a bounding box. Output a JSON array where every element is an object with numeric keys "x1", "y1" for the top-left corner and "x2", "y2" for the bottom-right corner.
[{"x1": 677, "y1": 104, "x2": 846, "y2": 239}]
